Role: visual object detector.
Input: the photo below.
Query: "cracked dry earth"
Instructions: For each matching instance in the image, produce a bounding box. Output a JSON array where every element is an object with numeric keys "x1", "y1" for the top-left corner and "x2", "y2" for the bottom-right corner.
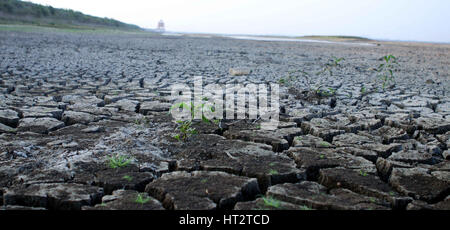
[{"x1": 0, "y1": 29, "x2": 449, "y2": 210}]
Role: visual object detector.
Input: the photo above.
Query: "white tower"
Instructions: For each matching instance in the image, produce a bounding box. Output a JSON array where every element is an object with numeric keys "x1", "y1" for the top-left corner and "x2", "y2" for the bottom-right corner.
[{"x1": 157, "y1": 20, "x2": 165, "y2": 32}]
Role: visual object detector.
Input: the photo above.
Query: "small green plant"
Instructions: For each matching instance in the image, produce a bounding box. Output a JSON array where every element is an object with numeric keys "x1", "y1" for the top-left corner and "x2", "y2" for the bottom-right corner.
[
  {"x1": 317, "y1": 56, "x2": 345, "y2": 76},
  {"x1": 109, "y1": 154, "x2": 132, "y2": 169},
  {"x1": 262, "y1": 196, "x2": 281, "y2": 209},
  {"x1": 319, "y1": 141, "x2": 331, "y2": 148},
  {"x1": 359, "y1": 170, "x2": 368, "y2": 177},
  {"x1": 135, "y1": 193, "x2": 151, "y2": 204},
  {"x1": 299, "y1": 205, "x2": 313, "y2": 210},
  {"x1": 360, "y1": 86, "x2": 366, "y2": 94},
  {"x1": 268, "y1": 169, "x2": 279, "y2": 175},
  {"x1": 200, "y1": 179, "x2": 208, "y2": 184},
  {"x1": 173, "y1": 120, "x2": 198, "y2": 141},
  {"x1": 376, "y1": 55, "x2": 398, "y2": 90},
  {"x1": 311, "y1": 57, "x2": 344, "y2": 97},
  {"x1": 134, "y1": 117, "x2": 150, "y2": 127},
  {"x1": 170, "y1": 100, "x2": 220, "y2": 141},
  {"x1": 319, "y1": 154, "x2": 325, "y2": 159},
  {"x1": 313, "y1": 87, "x2": 337, "y2": 97},
  {"x1": 122, "y1": 175, "x2": 133, "y2": 182}
]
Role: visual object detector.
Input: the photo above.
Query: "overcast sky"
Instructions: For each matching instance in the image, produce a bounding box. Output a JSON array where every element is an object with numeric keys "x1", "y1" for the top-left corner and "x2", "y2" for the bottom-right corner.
[{"x1": 26, "y1": 0, "x2": 450, "y2": 43}]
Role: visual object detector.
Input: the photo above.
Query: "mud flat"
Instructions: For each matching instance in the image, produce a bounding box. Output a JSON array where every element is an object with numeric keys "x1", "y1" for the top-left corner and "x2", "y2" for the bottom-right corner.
[{"x1": 0, "y1": 26, "x2": 449, "y2": 210}]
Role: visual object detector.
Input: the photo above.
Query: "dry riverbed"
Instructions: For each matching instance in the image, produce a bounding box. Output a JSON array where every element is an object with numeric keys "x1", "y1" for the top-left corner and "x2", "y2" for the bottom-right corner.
[{"x1": 0, "y1": 26, "x2": 449, "y2": 210}]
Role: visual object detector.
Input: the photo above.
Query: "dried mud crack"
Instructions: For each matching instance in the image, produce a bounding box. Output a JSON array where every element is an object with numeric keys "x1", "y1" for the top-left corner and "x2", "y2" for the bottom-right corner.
[{"x1": 0, "y1": 28, "x2": 449, "y2": 210}]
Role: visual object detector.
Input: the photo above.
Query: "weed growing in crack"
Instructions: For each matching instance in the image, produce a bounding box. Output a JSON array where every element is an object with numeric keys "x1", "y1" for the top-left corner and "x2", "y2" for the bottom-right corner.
[
  {"x1": 376, "y1": 55, "x2": 398, "y2": 91},
  {"x1": 313, "y1": 57, "x2": 343, "y2": 97},
  {"x1": 170, "y1": 98, "x2": 221, "y2": 142},
  {"x1": 109, "y1": 154, "x2": 132, "y2": 169},
  {"x1": 173, "y1": 120, "x2": 198, "y2": 141},
  {"x1": 319, "y1": 141, "x2": 331, "y2": 148},
  {"x1": 317, "y1": 56, "x2": 345, "y2": 76},
  {"x1": 122, "y1": 175, "x2": 133, "y2": 181},
  {"x1": 135, "y1": 193, "x2": 151, "y2": 204},
  {"x1": 359, "y1": 170, "x2": 368, "y2": 177},
  {"x1": 135, "y1": 117, "x2": 150, "y2": 125},
  {"x1": 262, "y1": 196, "x2": 281, "y2": 209},
  {"x1": 360, "y1": 86, "x2": 367, "y2": 94},
  {"x1": 170, "y1": 102, "x2": 198, "y2": 141},
  {"x1": 299, "y1": 205, "x2": 313, "y2": 210},
  {"x1": 268, "y1": 169, "x2": 279, "y2": 175}
]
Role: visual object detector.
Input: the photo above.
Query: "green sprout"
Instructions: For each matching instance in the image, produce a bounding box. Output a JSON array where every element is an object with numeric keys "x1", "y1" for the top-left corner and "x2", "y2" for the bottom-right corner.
[
  {"x1": 319, "y1": 141, "x2": 331, "y2": 148},
  {"x1": 134, "y1": 117, "x2": 150, "y2": 127},
  {"x1": 135, "y1": 193, "x2": 151, "y2": 204},
  {"x1": 122, "y1": 175, "x2": 133, "y2": 182},
  {"x1": 109, "y1": 154, "x2": 132, "y2": 169},
  {"x1": 319, "y1": 154, "x2": 325, "y2": 159},
  {"x1": 170, "y1": 100, "x2": 220, "y2": 142},
  {"x1": 317, "y1": 56, "x2": 345, "y2": 76},
  {"x1": 376, "y1": 55, "x2": 398, "y2": 90},
  {"x1": 268, "y1": 169, "x2": 279, "y2": 175},
  {"x1": 173, "y1": 120, "x2": 198, "y2": 141},
  {"x1": 360, "y1": 86, "x2": 366, "y2": 94},
  {"x1": 312, "y1": 56, "x2": 344, "y2": 97},
  {"x1": 262, "y1": 196, "x2": 281, "y2": 209},
  {"x1": 299, "y1": 205, "x2": 313, "y2": 210},
  {"x1": 359, "y1": 170, "x2": 368, "y2": 177}
]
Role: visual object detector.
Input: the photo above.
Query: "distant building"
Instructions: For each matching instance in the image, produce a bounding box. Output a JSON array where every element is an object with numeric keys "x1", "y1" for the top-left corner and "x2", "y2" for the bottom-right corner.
[{"x1": 157, "y1": 20, "x2": 165, "y2": 32}]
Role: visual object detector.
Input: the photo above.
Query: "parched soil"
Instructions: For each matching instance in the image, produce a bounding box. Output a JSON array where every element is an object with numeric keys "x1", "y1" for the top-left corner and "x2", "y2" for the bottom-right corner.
[{"x1": 0, "y1": 27, "x2": 449, "y2": 210}]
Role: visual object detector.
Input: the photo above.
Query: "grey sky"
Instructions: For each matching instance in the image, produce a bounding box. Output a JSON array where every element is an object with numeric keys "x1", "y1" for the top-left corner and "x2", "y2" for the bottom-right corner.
[{"x1": 27, "y1": 0, "x2": 450, "y2": 43}]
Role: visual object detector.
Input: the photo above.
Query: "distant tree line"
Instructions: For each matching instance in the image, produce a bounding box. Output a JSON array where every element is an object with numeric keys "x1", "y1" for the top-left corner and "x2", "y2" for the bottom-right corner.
[{"x1": 0, "y1": 0, "x2": 140, "y2": 30}]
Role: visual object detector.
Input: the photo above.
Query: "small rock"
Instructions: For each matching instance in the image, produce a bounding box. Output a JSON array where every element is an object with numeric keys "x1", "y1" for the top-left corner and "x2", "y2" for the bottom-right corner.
[
  {"x1": 389, "y1": 167, "x2": 449, "y2": 203},
  {"x1": 81, "y1": 126, "x2": 105, "y2": 133},
  {"x1": 0, "y1": 123, "x2": 16, "y2": 133},
  {"x1": 139, "y1": 101, "x2": 172, "y2": 114},
  {"x1": 0, "y1": 109, "x2": 20, "y2": 127},
  {"x1": 145, "y1": 171, "x2": 260, "y2": 210},
  {"x1": 94, "y1": 170, "x2": 155, "y2": 195},
  {"x1": 3, "y1": 183, "x2": 104, "y2": 210},
  {"x1": 229, "y1": 68, "x2": 251, "y2": 76},
  {"x1": 319, "y1": 167, "x2": 412, "y2": 209},
  {"x1": 82, "y1": 189, "x2": 164, "y2": 210},
  {"x1": 266, "y1": 181, "x2": 389, "y2": 210},
  {"x1": 17, "y1": 117, "x2": 65, "y2": 134},
  {"x1": 62, "y1": 111, "x2": 98, "y2": 125},
  {"x1": 388, "y1": 150, "x2": 435, "y2": 164}
]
